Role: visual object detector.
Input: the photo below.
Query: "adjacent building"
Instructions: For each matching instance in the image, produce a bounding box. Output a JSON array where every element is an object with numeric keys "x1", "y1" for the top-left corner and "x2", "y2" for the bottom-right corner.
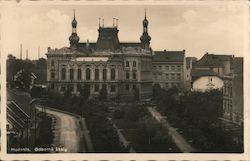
[
  {"x1": 152, "y1": 50, "x2": 186, "y2": 92},
  {"x1": 46, "y1": 12, "x2": 153, "y2": 100},
  {"x1": 191, "y1": 53, "x2": 233, "y2": 91},
  {"x1": 222, "y1": 57, "x2": 243, "y2": 125}
]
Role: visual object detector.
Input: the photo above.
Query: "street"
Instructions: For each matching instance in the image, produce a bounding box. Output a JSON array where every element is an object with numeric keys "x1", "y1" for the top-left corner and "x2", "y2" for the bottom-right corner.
[
  {"x1": 147, "y1": 107, "x2": 196, "y2": 153},
  {"x1": 36, "y1": 106, "x2": 85, "y2": 153}
]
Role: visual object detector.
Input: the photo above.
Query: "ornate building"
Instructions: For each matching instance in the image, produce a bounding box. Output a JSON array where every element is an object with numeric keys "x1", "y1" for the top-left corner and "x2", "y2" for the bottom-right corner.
[{"x1": 46, "y1": 11, "x2": 153, "y2": 100}]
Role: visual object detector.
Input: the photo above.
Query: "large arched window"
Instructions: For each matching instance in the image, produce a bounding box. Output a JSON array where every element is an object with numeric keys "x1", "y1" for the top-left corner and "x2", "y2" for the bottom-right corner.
[
  {"x1": 95, "y1": 69, "x2": 99, "y2": 80},
  {"x1": 103, "y1": 69, "x2": 107, "y2": 80},
  {"x1": 77, "y1": 69, "x2": 82, "y2": 80},
  {"x1": 86, "y1": 68, "x2": 91, "y2": 80},
  {"x1": 61, "y1": 68, "x2": 66, "y2": 80},
  {"x1": 70, "y1": 69, "x2": 74, "y2": 80},
  {"x1": 111, "y1": 68, "x2": 116, "y2": 80}
]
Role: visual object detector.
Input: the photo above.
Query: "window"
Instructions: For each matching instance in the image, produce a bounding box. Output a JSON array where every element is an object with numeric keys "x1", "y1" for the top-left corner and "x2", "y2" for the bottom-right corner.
[
  {"x1": 126, "y1": 84, "x2": 130, "y2": 91},
  {"x1": 111, "y1": 85, "x2": 116, "y2": 92},
  {"x1": 68, "y1": 84, "x2": 73, "y2": 92},
  {"x1": 51, "y1": 71, "x2": 55, "y2": 79},
  {"x1": 177, "y1": 74, "x2": 181, "y2": 79},
  {"x1": 103, "y1": 69, "x2": 107, "y2": 80},
  {"x1": 94, "y1": 84, "x2": 99, "y2": 92},
  {"x1": 126, "y1": 61, "x2": 130, "y2": 67},
  {"x1": 70, "y1": 69, "x2": 74, "y2": 80},
  {"x1": 153, "y1": 66, "x2": 156, "y2": 70},
  {"x1": 77, "y1": 69, "x2": 82, "y2": 80},
  {"x1": 111, "y1": 68, "x2": 116, "y2": 80},
  {"x1": 51, "y1": 84, "x2": 54, "y2": 90},
  {"x1": 165, "y1": 65, "x2": 169, "y2": 70},
  {"x1": 133, "y1": 84, "x2": 137, "y2": 90},
  {"x1": 158, "y1": 66, "x2": 162, "y2": 70},
  {"x1": 61, "y1": 68, "x2": 66, "y2": 80},
  {"x1": 133, "y1": 61, "x2": 136, "y2": 67},
  {"x1": 165, "y1": 74, "x2": 169, "y2": 79},
  {"x1": 77, "y1": 84, "x2": 82, "y2": 92},
  {"x1": 165, "y1": 83, "x2": 169, "y2": 88},
  {"x1": 95, "y1": 69, "x2": 99, "y2": 80},
  {"x1": 171, "y1": 65, "x2": 175, "y2": 70},
  {"x1": 86, "y1": 68, "x2": 91, "y2": 80},
  {"x1": 126, "y1": 72, "x2": 130, "y2": 80},
  {"x1": 51, "y1": 60, "x2": 55, "y2": 66},
  {"x1": 133, "y1": 72, "x2": 137, "y2": 79},
  {"x1": 61, "y1": 86, "x2": 66, "y2": 92},
  {"x1": 177, "y1": 66, "x2": 181, "y2": 71},
  {"x1": 171, "y1": 74, "x2": 175, "y2": 79}
]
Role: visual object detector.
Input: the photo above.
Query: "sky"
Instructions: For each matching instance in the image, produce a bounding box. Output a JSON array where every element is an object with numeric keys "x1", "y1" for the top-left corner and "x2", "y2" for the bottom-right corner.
[{"x1": 2, "y1": 4, "x2": 247, "y2": 60}]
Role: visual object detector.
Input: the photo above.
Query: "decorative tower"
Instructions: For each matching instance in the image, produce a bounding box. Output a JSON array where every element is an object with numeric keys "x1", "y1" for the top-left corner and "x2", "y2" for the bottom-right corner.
[
  {"x1": 140, "y1": 9, "x2": 151, "y2": 49},
  {"x1": 69, "y1": 10, "x2": 80, "y2": 50}
]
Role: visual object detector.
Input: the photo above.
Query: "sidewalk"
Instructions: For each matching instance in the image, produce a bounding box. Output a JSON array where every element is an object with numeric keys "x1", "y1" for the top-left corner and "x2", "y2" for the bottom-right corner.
[{"x1": 147, "y1": 107, "x2": 196, "y2": 153}]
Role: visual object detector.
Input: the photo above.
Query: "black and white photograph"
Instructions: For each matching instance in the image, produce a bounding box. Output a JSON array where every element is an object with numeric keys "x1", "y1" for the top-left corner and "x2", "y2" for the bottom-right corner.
[{"x1": 1, "y1": 1, "x2": 249, "y2": 160}]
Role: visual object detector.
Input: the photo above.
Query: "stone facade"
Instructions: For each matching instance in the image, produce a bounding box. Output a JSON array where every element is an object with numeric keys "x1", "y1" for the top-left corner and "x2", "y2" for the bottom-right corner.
[{"x1": 46, "y1": 12, "x2": 153, "y2": 100}]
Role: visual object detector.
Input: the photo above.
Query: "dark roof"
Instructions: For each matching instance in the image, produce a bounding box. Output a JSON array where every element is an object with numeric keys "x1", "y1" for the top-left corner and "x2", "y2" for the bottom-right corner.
[
  {"x1": 153, "y1": 50, "x2": 185, "y2": 62},
  {"x1": 120, "y1": 42, "x2": 142, "y2": 48},
  {"x1": 191, "y1": 69, "x2": 218, "y2": 77},
  {"x1": 195, "y1": 53, "x2": 232, "y2": 67}
]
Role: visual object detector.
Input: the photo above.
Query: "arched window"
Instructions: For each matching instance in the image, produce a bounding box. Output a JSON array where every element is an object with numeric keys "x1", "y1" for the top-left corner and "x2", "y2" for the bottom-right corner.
[
  {"x1": 111, "y1": 68, "x2": 116, "y2": 80},
  {"x1": 103, "y1": 69, "x2": 107, "y2": 80},
  {"x1": 86, "y1": 68, "x2": 91, "y2": 80},
  {"x1": 133, "y1": 61, "x2": 136, "y2": 67},
  {"x1": 95, "y1": 69, "x2": 99, "y2": 80},
  {"x1": 61, "y1": 68, "x2": 66, "y2": 80},
  {"x1": 126, "y1": 61, "x2": 129, "y2": 67},
  {"x1": 70, "y1": 69, "x2": 74, "y2": 80},
  {"x1": 77, "y1": 69, "x2": 82, "y2": 80}
]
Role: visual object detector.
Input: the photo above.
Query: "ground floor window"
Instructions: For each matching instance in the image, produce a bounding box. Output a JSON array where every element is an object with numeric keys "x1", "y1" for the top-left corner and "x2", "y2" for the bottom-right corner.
[
  {"x1": 132, "y1": 84, "x2": 137, "y2": 90},
  {"x1": 94, "y1": 84, "x2": 99, "y2": 92},
  {"x1": 126, "y1": 84, "x2": 130, "y2": 91},
  {"x1": 51, "y1": 84, "x2": 55, "y2": 90},
  {"x1": 77, "y1": 84, "x2": 82, "y2": 92},
  {"x1": 61, "y1": 86, "x2": 66, "y2": 92},
  {"x1": 111, "y1": 85, "x2": 116, "y2": 92}
]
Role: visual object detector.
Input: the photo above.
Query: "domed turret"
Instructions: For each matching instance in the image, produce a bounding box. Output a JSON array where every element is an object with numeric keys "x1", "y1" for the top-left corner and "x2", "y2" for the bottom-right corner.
[
  {"x1": 69, "y1": 10, "x2": 80, "y2": 50},
  {"x1": 140, "y1": 9, "x2": 151, "y2": 49}
]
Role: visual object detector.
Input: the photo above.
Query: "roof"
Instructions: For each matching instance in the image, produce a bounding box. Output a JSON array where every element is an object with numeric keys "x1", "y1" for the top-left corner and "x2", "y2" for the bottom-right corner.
[
  {"x1": 191, "y1": 69, "x2": 218, "y2": 77},
  {"x1": 195, "y1": 53, "x2": 232, "y2": 67},
  {"x1": 153, "y1": 50, "x2": 185, "y2": 62}
]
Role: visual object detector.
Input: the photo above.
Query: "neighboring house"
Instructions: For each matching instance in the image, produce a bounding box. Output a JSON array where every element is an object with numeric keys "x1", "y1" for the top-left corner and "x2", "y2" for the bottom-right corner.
[
  {"x1": 191, "y1": 69, "x2": 224, "y2": 91},
  {"x1": 191, "y1": 53, "x2": 233, "y2": 91},
  {"x1": 222, "y1": 57, "x2": 243, "y2": 126},
  {"x1": 152, "y1": 50, "x2": 186, "y2": 92}
]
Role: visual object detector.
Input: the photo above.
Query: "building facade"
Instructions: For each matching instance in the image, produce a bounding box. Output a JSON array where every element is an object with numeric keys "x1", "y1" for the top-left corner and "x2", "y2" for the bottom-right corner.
[
  {"x1": 152, "y1": 50, "x2": 186, "y2": 92},
  {"x1": 46, "y1": 12, "x2": 153, "y2": 100},
  {"x1": 222, "y1": 58, "x2": 243, "y2": 125}
]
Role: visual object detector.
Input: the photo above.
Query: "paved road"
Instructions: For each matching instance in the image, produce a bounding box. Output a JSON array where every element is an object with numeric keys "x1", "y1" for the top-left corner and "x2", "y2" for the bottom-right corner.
[
  {"x1": 147, "y1": 107, "x2": 196, "y2": 153},
  {"x1": 36, "y1": 107, "x2": 85, "y2": 153}
]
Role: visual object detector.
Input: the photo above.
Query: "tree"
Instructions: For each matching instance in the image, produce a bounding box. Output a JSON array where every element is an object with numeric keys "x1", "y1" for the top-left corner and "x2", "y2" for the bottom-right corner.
[
  {"x1": 152, "y1": 83, "x2": 161, "y2": 99},
  {"x1": 13, "y1": 69, "x2": 35, "y2": 91},
  {"x1": 137, "y1": 116, "x2": 160, "y2": 144}
]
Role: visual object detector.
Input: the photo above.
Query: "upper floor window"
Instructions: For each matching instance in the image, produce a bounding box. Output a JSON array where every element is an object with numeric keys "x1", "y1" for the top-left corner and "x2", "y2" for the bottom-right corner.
[
  {"x1": 61, "y1": 68, "x2": 66, "y2": 80},
  {"x1": 51, "y1": 60, "x2": 55, "y2": 66},
  {"x1": 111, "y1": 68, "x2": 116, "y2": 80},
  {"x1": 86, "y1": 68, "x2": 91, "y2": 80},
  {"x1": 165, "y1": 74, "x2": 169, "y2": 79},
  {"x1": 133, "y1": 72, "x2": 137, "y2": 79},
  {"x1": 158, "y1": 66, "x2": 162, "y2": 70},
  {"x1": 171, "y1": 65, "x2": 175, "y2": 70},
  {"x1": 165, "y1": 65, "x2": 169, "y2": 70},
  {"x1": 125, "y1": 84, "x2": 130, "y2": 91},
  {"x1": 94, "y1": 84, "x2": 99, "y2": 92},
  {"x1": 126, "y1": 61, "x2": 130, "y2": 67},
  {"x1": 95, "y1": 69, "x2": 99, "y2": 80},
  {"x1": 177, "y1": 73, "x2": 181, "y2": 79},
  {"x1": 77, "y1": 69, "x2": 82, "y2": 80},
  {"x1": 50, "y1": 71, "x2": 55, "y2": 79},
  {"x1": 126, "y1": 72, "x2": 130, "y2": 80},
  {"x1": 171, "y1": 74, "x2": 175, "y2": 79},
  {"x1": 177, "y1": 66, "x2": 181, "y2": 71},
  {"x1": 133, "y1": 61, "x2": 137, "y2": 67},
  {"x1": 70, "y1": 69, "x2": 74, "y2": 80},
  {"x1": 153, "y1": 66, "x2": 156, "y2": 70},
  {"x1": 103, "y1": 69, "x2": 107, "y2": 80}
]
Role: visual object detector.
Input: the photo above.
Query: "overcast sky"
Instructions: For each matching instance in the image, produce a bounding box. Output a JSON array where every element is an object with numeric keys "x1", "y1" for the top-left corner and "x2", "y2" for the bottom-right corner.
[{"x1": 2, "y1": 4, "x2": 247, "y2": 60}]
